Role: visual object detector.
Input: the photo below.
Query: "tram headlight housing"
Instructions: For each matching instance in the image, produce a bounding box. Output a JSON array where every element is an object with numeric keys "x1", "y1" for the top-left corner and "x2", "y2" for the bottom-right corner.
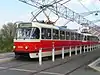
[
  {"x1": 25, "y1": 46, "x2": 28, "y2": 50},
  {"x1": 13, "y1": 46, "x2": 16, "y2": 49}
]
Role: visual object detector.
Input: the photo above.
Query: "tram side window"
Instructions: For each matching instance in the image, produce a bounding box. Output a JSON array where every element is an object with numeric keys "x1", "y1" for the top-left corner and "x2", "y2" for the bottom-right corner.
[
  {"x1": 93, "y1": 37, "x2": 95, "y2": 41},
  {"x1": 77, "y1": 34, "x2": 80, "y2": 40},
  {"x1": 88, "y1": 36, "x2": 91, "y2": 41},
  {"x1": 41, "y1": 28, "x2": 51, "y2": 39},
  {"x1": 87, "y1": 36, "x2": 89, "y2": 41},
  {"x1": 98, "y1": 38, "x2": 99, "y2": 41},
  {"x1": 90, "y1": 36, "x2": 92, "y2": 41},
  {"x1": 53, "y1": 29, "x2": 59, "y2": 39},
  {"x1": 96, "y1": 37, "x2": 98, "y2": 41},
  {"x1": 94, "y1": 38, "x2": 95, "y2": 41},
  {"x1": 79, "y1": 34, "x2": 81, "y2": 40},
  {"x1": 97, "y1": 37, "x2": 99, "y2": 41},
  {"x1": 79, "y1": 34, "x2": 82, "y2": 40},
  {"x1": 95, "y1": 37, "x2": 96, "y2": 41},
  {"x1": 91, "y1": 36, "x2": 95, "y2": 41},
  {"x1": 91, "y1": 36, "x2": 93, "y2": 41},
  {"x1": 34, "y1": 28, "x2": 40, "y2": 39},
  {"x1": 95, "y1": 37, "x2": 98, "y2": 42},
  {"x1": 94, "y1": 37, "x2": 96, "y2": 41},
  {"x1": 87, "y1": 36, "x2": 91, "y2": 41},
  {"x1": 60, "y1": 30, "x2": 65, "y2": 40},
  {"x1": 29, "y1": 27, "x2": 40, "y2": 39},
  {"x1": 84, "y1": 36, "x2": 87, "y2": 41},
  {"x1": 75, "y1": 33, "x2": 78, "y2": 40},
  {"x1": 71, "y1": 32, "x2": 74, "y2": 40},
  {"x1": 80, "y1": 34, "x2": 83, "y2": 40},
  {"x1": 66, "y1": 32, "x2": 70, "y2": 40},
  {"x1": 89, "y1": 36, "x2": 91, "y2": 41}
]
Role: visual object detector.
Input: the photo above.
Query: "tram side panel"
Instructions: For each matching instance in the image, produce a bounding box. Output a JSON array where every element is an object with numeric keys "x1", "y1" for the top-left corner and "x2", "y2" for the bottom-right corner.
[{"x1": 13, "y1": 41, "x2": 41, "y2": 53}]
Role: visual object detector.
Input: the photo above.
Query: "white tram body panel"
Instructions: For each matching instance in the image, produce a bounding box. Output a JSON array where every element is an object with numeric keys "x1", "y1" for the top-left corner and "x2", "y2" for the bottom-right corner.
[{"x1": 13, "y1": 22, "x2": 99, "y2": 58}]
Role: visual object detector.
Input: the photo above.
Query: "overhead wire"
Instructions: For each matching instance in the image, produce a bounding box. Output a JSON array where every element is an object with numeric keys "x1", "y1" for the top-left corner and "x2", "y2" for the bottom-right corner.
[
  {"x1": 61, "y1": 0, "x2": 71, "y2": 5},
  {"x1": 78, "y1": 0, "x2": 90, "y2": 12}
]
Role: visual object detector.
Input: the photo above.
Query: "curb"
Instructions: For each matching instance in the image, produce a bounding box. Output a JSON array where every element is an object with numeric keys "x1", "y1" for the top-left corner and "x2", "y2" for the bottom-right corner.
[{"x1": 0, "y1": 57, "x2": 15, "y2": 63}]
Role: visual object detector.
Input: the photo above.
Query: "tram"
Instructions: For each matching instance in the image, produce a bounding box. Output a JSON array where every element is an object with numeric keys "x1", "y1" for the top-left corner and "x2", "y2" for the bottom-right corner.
[{"x1": 13, "y1": 21, "x2": 99, "y2": 58}]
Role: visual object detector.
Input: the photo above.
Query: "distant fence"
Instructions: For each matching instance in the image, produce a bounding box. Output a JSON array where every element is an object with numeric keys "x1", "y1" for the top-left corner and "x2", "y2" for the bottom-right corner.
[{"x1": 38, "y1": 44, "x2": 100, "y2": 65}]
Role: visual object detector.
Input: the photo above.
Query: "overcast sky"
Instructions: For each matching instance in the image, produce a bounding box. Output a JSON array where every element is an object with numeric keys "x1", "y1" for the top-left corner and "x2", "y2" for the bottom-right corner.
[{"x1": 0, "y1": 0, "x2": 100, "y2": 29}]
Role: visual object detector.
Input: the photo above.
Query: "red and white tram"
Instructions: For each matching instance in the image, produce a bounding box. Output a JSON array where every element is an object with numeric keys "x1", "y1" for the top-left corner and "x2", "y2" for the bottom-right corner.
[{"x1": 13, "y1": 21, "x2": 99, "y2": 58}]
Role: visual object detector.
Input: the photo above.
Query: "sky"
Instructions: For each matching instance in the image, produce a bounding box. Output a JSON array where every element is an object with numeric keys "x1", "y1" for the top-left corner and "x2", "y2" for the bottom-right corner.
[
  {"x1": 0, "y1": 0, "x2": 100, "y2": 29},
  {"x1": 0, "y1": 0, "x2": 33, "y2": 26}
]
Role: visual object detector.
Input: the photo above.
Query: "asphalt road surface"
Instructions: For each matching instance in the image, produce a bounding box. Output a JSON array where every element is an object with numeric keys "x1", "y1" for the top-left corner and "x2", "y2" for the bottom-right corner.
[{"x1": 0, "y1": 49, "x2": 100, "y2": 75}]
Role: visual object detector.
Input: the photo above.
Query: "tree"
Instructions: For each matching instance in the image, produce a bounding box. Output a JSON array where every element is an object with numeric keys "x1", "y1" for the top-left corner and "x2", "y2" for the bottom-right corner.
[{"x1": 0, "y1": 22, "x2": 16, "y2": 52}]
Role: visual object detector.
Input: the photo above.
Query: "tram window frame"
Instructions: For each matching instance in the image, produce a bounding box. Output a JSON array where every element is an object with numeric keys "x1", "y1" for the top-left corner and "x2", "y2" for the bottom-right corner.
[
  {"x1": 96, "y1": 37, "x2": 98, "y2": 41},
  {"x1": 80, "y1": 34, "x2": 83, "y2": 40},
  {"x1": 74, "y1": 33, "x2": 78, "y2": 40},
  {"x1": 97, "y1": 37, "x2": 99, "y2": 41},
  {"x1": 90, "y1": 36, "x2": 91, "y2": 41},
  {"x1": 71, "y1": 32, "x2": 74, "y2": 40},
  {"x1": 66, "y1": 31, "x2": 70, "y2": 40},
  {"x1": 84, "y1": 36, "x2": 87, "y2": 41},
  {"x1": 31, "y1": 27, "x2": 40, "y2": 39},
  {"x1": 53, "y1": 29, "x2": 59, "y2": 39},
  {"x1": 94, "y1": 37, "x2": 98, "y2": 42},
  {"x1": 87, "y1": 36, "x2": 89, "y2": 41},
  {"x1": 60, "y1": 30, "x2": 65, "y2": 40},
  {"x1": 91, "y1": 36, "x2": 95, "y2": 41},
  {"x1": 91, "y1": 36, "x2": 93, "y2": 41},
  {"x1": 79, "y1": 34, "x2": 82, "y2": 40},
  {"x1": 41, "y1": 28, "x2": 51, "y2": 39},
  {"x1": 16, "y1": 27, "x2": 40, "y2": 39},
  {"x1": 77, "y1": 33, "x2": 79, "y2": 40},
  {"x1": 94, "y1": 37, "x2": 96, "y2": 41},
  {"x1": 93, "y1": 37, "x2": 95, "y2": 41},
  {"x1": 90, "y1": 36, "x2": 92, "y2": 41}
]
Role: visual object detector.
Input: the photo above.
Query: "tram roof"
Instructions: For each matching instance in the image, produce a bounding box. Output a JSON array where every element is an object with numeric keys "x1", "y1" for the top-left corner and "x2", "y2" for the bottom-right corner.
[
  {"x1": 17, "y1": 21, "x2": 98, "y2": 37},
  {"x1": 32, "y1": 22, "x2": 77, "y2": 32},
  {"x1": 18, "y1": 21, "x2": 97, "y2": 36},
  {"x1": 32, "y1": 22, "x2": 59, "y2": 29}
]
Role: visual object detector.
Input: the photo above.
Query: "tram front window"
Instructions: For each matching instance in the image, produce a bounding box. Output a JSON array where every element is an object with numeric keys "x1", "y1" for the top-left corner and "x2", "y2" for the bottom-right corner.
[{"x1": 16, "y1": 27, "x2": 40, "y2": 39}]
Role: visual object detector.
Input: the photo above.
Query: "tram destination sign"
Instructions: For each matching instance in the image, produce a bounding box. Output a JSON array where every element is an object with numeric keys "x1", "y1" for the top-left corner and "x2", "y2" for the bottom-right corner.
[{"x1": 18, "y1": 23, "x2": 32, "y2": 28}]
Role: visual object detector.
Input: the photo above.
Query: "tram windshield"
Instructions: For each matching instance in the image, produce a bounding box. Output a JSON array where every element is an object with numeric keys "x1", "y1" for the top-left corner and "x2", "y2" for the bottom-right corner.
[{"x1": 15, "y1": 26, "x2": 40, "y2": 39}]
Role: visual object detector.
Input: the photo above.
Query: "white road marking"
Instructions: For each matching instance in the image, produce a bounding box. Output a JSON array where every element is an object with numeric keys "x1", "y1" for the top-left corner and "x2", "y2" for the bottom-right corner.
[
  {"x1": 0, "y1": 67, "x2": 7, "y2": 69},
  {"x1": 9, "y1": 68, "x2": 36, "y2": 72},
  {"x1": 41, "y1": 71, "x2": 64, "y2": 75},
  {"x1": 9, "y1": 68, "x2": 64, "y2": 75},
  {"x1": 88, "y1": 58, "x2": 100, "y2": 67},
  {"x1": 88, "y1": 57, "x2": 100, "y2": 72}
]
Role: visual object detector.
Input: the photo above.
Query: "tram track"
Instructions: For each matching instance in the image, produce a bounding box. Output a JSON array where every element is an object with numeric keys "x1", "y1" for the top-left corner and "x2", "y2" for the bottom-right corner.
[
  {"x1": 0, "y1": 58, "x2": 38, "y2": 71},
  {"x1": 64, "y1": 56, "x2": 99, "y2": 75},
  {"x1": 29, "y1": 50, "x2": 100, "y2": 75},
  {"x1": 0, "y1": 51, "x2": 86, "y2": 74},
  {"x1": 0, "y1": 62, "x2": 30, "y2": 72},
  {"x1": 0, "y1": 49, "x2": 99, "y2": 75}
]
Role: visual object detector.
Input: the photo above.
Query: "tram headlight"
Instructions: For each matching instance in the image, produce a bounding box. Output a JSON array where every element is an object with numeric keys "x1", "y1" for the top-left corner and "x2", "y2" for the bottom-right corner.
[
  {"x1": 25, "y1": 46, "x2": 28, "y2": 50},
  {"x1": 13, "y1": 46, "x2": 16, "y2": 49}
]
